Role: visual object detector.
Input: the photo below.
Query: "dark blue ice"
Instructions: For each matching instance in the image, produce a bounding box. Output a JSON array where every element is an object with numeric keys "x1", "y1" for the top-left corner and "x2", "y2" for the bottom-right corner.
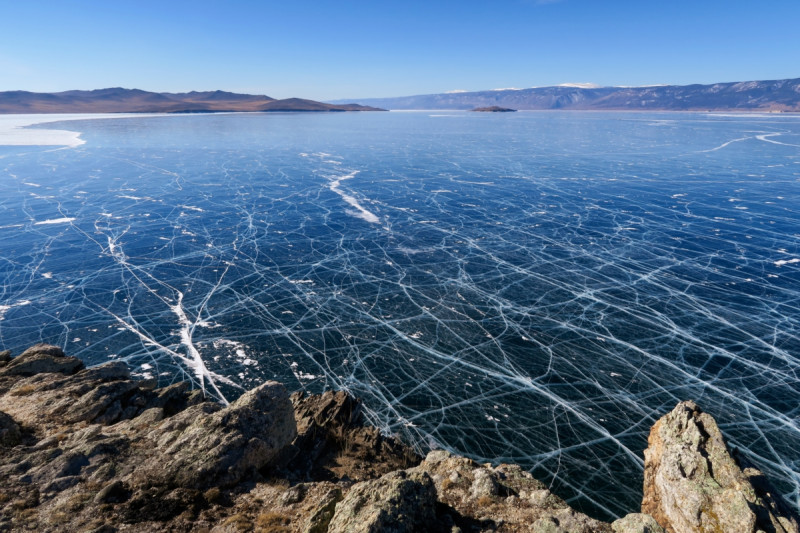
[{"x1": 1, "y1": 111, "x2": 798, "y2": 518}]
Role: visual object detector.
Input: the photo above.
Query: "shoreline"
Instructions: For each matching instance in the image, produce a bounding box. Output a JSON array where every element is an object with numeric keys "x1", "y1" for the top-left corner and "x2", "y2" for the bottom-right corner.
[
  {"x1": 0, "y1": 113, "x2": 174, "y2": 147},
  {"x1": 0, "y1": 343, "x2": 797, "y2": 532}
]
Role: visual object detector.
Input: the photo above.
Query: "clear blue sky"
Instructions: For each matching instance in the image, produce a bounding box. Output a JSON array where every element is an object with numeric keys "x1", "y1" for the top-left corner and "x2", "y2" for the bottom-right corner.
[{"x1": 2, "y1": 0, "x2": 799, "y2": 100}]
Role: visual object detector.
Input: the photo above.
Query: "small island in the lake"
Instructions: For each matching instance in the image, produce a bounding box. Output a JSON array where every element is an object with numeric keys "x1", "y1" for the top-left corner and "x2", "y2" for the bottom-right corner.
[{"x1": 472, "y1": 106, "x2": 517, "y2": 112}]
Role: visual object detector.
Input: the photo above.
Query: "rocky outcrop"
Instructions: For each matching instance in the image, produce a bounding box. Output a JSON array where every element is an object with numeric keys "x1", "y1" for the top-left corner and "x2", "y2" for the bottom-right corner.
[
  {"x1": 326, "y1": 470, "x2": 437, "y2": 533},
  {"x1": 0, "y1": 344, "x2": 797, "y2": 532},
  {"x1": 134, "y1": 381, "x2": 297, "y2": 489},
  {"x1": 280, "y1": 390, "x2": 420, "y2": 482},
  {"x1": 0, "y1": 343, "x2": 82, "y2": 379},
  {"x1": 612, "y1": 513, "x2": 666, "y2": 533},
  {"x1": 412, "y1": 449, "x2": 611, "y2": 532},
  {"x1": 642, "y1": 401, "x2": 798, "y2": 533}
]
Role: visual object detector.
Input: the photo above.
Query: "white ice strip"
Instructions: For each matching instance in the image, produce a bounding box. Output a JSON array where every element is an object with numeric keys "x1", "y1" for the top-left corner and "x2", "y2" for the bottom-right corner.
[
  {"x1": 757, "y1": 133, "x2": 800, "y2": 147},
  {"x1": 328, "y1": 171, "x2": 381, "y2": 224},
  {"x1": 696, "y1": 136, "x2": 751, "y2": 152},
  {"x1": 775, "y1": 258, "x2": 800, "y2": 266},
  {"x1": 170, "y1": 290, "x2": 231, "y2": 402},
  {"x1": 34, "y1": 217, "x2": 75, "y2": 225}
]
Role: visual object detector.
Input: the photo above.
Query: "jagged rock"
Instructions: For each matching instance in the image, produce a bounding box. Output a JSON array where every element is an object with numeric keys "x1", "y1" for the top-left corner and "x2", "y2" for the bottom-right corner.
[
  {"x1": 1, "y1": 343, "x2": 798, "y2": 533},
  {"x1": 292, "y1": 389, "x2": 361, "y2": 432},
  {"x1": 0, "y1": 410, "x2": 21, "y2": 446},
  {"x1": 642, "y1": 401, "x2": 799, "y2": 533},
  {"x1": 280, "y1": 483, "x2": 308, "y2": 505},
  {"x1": 135, "y1": 381, "x2": 296, "y2": 489},
  {"x1": 612, "y1": 514, "x2": 665, "y2": 533},
  {"x1": 303, "y1": 487, "x2": 343, "y2": 533},
  {"x1": 282, "y1": 390, "x2": 420, "y2": 482},
  {"x1": 0, "y1": 343, "x2": 83, "y2": 377},
  {"x1": 326, "y1": 470, "x2": 437, "y2": 533},
  {"x1": 414, "y1": 450, "x2": 611, "y2": 532}
]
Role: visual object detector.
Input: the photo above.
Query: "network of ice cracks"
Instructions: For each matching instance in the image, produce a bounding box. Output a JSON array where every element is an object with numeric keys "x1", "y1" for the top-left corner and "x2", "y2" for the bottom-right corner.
[{"x1": 0, "y1": 112, "x2": 798, "y2": 519}]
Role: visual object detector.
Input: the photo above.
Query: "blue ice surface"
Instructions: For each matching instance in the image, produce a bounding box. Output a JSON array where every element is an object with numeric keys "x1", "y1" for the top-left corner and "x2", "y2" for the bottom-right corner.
[{"x1": 1, "y1": 110, "x2": 798, "y2": 519}]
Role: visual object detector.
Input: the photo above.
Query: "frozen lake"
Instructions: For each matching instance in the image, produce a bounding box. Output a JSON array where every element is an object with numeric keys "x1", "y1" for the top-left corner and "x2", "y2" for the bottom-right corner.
[{"x1": 0, "y1": 111, "x2": 798, "y2": 518}]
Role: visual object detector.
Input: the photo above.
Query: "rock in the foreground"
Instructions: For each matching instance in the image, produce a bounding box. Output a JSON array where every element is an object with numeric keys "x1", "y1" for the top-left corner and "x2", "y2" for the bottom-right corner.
[
  {"x1": 0, "y1": 344, "x2": 797, "y2": 532},
  {"x1": 642, "y1": 401, "x2": 798, "y2": 533},
  {"x1": 134, "y1": 380, "x2": 297, "y2": 489},
  {"x1": 326, "y1": 470, "x2": 437, "y2": 533}
]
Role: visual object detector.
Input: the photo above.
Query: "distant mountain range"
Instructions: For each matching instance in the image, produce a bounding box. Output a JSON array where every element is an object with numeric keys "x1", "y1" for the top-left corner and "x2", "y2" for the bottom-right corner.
[
  {"x1": 0, "y1": 88, "x2": 384, "y2": 114},
  {"x1": 329, "y1": 78, "x2": 800, "y2": 112}
]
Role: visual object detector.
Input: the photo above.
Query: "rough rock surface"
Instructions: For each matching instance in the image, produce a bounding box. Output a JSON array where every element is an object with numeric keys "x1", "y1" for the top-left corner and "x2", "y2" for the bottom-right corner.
[
  {"x1": 135, "y1": 381, "x2": 297, "y2": 489},
  {"x1": 280, "y1": 390, "x2": 421, "y2": 483},
  {"x1": 0, "y1": 410, "x2": 21, "y2": 446},
  {"x1": 0, "y1": 344, "x2": 797, "y2": 532},
  {"x1": 326, "y1": 470, "x2": 436, "y2": 533},
  {"x1": 413, "y1": 449, "x2": 612, "y2": 532},
  {"x1": 612, "y1": 513, "x2": 665, "y2": 533},
  {"x1": 642, "y1": 400, "x2": 799, "y2": 533}
]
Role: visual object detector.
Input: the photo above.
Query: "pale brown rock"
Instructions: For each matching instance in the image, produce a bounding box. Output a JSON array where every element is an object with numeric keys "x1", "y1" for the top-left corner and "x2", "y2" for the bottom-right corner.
[
  {"x1": 2, "y1": 343, "x2": 798, "y2": 533},
  {"x1": 642, "y1": 400, "x2": 798, "y2": 533},
  {"x1": 612, "y1": 513, "x2": 665, "y2": 533},
  {"x1": 413, "y1": 450, "x2": 611, "y2": 532},
  {"x1": 303, "y1": 487, "x2": 343, "y2": 533},
  {"x1": 326, "y1": 469, "x2": 437, "y2": 533},
  {"x1": 135, "y1": 380, "x2": 297, "y2": 489},
  {"x1": 0, "y1": 343, "x2": 83, "y2": 378}
]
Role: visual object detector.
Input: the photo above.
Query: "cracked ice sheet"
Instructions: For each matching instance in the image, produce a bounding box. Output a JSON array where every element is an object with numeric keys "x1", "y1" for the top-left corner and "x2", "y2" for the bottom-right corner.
[{"x1": 0, "y1": 111, "x2": 799, "y2": 520}]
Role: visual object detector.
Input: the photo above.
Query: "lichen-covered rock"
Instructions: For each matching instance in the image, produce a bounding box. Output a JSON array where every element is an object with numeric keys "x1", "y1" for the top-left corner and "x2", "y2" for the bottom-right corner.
[
  {"x1": 470, "y1": 467, "x2": 499, "y2": 499},
  {"x1": 326, "y1": 470, "x2": 436, "y2": 533},
  {"x1": 1, "y1": 343, "x2": 797, "y2": 533},
  {"x1": 0, "y1": 343, "x2": 83, "y2": 378},
  {"x1": 533, "y1": 507, "x2": 615, "y2": 533},
  {"x1": 612, "y1": 513, "x2": 665, "y2": 533},
  {"x1": 413, "y1": 450, "x2": 611, "y2": 532},
  {"x1": 303, "y1": 487, "x2": 343, "y2": 533},
  {"x1": 642, "y1": 401, "x2": 799, "y2": 533},
  {"x1": 135, "y1": 380, "x2": 297, "y2": 489},
  {"x1": 0, "y1": 361, "x2": 146, "y2": 428}
]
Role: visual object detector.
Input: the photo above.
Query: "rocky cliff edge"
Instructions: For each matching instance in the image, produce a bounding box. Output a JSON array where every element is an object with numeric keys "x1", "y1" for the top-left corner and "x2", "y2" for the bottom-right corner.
[{"x1": 0, "y1": 344, "x2": 796, "y2": 533}]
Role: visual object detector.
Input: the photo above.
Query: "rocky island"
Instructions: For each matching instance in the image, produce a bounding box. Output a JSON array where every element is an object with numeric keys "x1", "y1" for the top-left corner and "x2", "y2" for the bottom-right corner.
[
  {"x1": 471, "y1": 106, "x2": 517, "y2": 112},
  {"x1": 0, "y1": 344, "x2": 797, "y2": 532}
]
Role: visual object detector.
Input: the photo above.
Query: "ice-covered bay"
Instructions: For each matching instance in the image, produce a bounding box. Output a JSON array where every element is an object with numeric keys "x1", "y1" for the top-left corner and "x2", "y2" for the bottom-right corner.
[{"x1": 0, "y1": 111, "x2": 798, "y2": 518}]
